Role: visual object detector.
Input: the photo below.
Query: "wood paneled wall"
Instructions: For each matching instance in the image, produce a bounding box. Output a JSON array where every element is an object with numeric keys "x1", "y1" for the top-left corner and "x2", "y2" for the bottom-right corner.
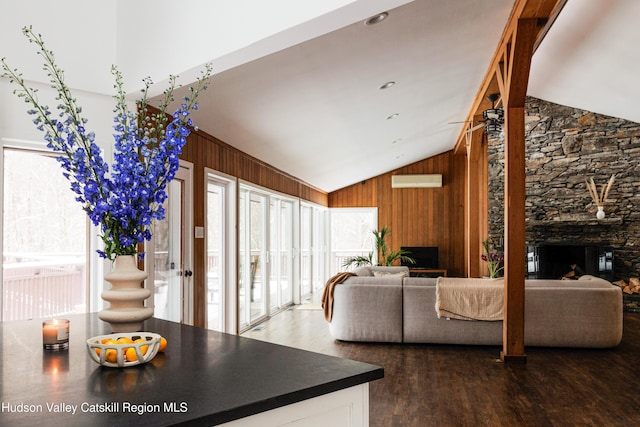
[
  {"x1": 177, "y1": 126, "x2": 328, "y2": 328},
  {"x1": 171, "y1": 105, "x2": 466, "y2": 325},
  {"x1": 328, "y1": 151, "x2": 467, "y2": 277}
]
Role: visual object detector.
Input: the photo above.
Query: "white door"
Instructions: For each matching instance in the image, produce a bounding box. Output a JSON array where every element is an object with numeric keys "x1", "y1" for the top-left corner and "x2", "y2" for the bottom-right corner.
[{"x1": 149, "y1": 164, "x2": 193, "y2": 325}]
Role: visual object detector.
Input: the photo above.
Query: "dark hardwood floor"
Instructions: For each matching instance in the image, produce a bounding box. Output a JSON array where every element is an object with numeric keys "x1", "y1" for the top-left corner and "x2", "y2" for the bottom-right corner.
[{"x1": 242, "y1": 301, "x2": 640, "y2": 427}]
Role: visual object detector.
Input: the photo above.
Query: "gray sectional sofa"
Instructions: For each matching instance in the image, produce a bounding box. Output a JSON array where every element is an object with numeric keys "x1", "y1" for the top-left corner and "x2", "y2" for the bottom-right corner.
[{"x1": 328, "y1": 266, "x2": 623, "y2": 348}]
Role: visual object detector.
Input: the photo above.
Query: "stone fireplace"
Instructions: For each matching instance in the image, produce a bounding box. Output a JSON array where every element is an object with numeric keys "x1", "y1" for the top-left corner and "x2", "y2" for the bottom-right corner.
[
  {"x1": 487, "y1": 97, "x2": 640, "y2": 310},
  {"x1": 527, "y1": 243, "x2": 614, "y2": 281},
  {"x1": 488, "y1": 96, "x2": 640, "y2": 283}
]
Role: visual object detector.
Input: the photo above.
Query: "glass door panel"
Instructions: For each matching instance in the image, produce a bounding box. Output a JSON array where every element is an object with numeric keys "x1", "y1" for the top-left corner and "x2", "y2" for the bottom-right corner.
[
  {"x1": 249, "y1": 193, "x2": 267, "y2": 324},
  {"x1": 300, "y1": 205, "x2": 312, "y2": 298},
  {"x1": 269, "y1": 199, "x2": 293, "y2": 312},
  {"x1": 312, "y1": 208, "x2": 327, "y2": 291},
  {"x1": 152, "y1": 178, "x2": 183, "y2": 323},
  {"x1": 239, "y1": 190, "x2": 248, "y2": 329},
  {"x1": 279, "y1": 200, "x2": 293, "y2": 307},
  {"x1": 206, "y1": 181, "x2": 224, "y2": 332},
  {"x1": 238, "y1": 188, "x2": 268, "y2": 329},
  {"x1": 269, "y1": 201, "x2": 278, "y2": 312}
]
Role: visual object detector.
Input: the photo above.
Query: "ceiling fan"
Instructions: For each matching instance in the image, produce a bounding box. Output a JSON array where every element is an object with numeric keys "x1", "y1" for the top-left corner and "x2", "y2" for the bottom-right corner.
[{"x1": 450, "y1": 93, "x2": 504, "y2": 136}]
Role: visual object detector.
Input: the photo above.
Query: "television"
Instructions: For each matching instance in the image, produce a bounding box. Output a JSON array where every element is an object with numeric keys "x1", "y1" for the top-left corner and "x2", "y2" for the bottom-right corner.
[{"x1": 401, "y1": 246, "x2": 438, "y2": 269}]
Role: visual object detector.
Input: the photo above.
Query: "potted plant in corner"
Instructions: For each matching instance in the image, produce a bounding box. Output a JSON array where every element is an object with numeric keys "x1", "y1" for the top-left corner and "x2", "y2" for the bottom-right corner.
[
  {"x1": 1, "y1": 27, "x2": 212, "y2": 331},
  {"x1": 342, "y1": 226, "x2": 416, "y2": 268}
]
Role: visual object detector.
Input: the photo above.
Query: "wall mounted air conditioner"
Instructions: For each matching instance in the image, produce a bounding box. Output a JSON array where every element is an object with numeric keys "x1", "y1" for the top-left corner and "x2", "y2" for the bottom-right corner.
[{"x1": 391, "y1": 174, "x2": 442, "y2": 188}]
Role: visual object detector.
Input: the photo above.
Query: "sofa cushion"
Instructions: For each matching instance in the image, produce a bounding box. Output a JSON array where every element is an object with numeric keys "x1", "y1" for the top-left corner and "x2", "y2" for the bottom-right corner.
[
  {"x1": 403, "y1": 283, "x2": 502, "y2": 345},
  {"x1": 344, "y1": 276, "x2": 404, "y2": 286},
  {"x1": 373, "y1": 270, "x2": 409, "y2": 278},
  {"x1": 353, "y1": 266, "x2": 409, "y2": 276},
  {"x1": 525, "y1": 276, "x2": 613, "y2": 289},
  {"x1": 329, "y1": 283, "x2": 403, "y2": 342},
  {"x1": 404, "y1": 277, "x2": 438, "y2": 286}
]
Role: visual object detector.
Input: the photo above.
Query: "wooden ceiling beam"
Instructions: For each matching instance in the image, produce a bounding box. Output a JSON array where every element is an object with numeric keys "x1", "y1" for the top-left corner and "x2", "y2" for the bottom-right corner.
[{"x1": 454, "y1": 0, "x2": 565, "y2": 155}]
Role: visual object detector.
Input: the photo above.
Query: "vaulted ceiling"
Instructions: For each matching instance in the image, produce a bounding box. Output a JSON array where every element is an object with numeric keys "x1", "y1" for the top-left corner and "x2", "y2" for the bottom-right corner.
[
  {"x1": 4, "y1": 1, "x2": 638, "y2": 193},
  {"x1": 175, "y1": 0, "x2": 640, "y2": 192},
  {"x1": 181, "y1": 0, "x2": 515, "y2": 192}
]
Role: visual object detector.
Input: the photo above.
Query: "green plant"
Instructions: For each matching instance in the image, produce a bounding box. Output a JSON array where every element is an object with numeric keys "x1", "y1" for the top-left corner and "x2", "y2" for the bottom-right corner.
[
  {"x1": 342, "y1": 226, "x2": 416, "y2": 268},
  {"x1": 481, "y1": 238, "x2": 504, "y2": 278}
]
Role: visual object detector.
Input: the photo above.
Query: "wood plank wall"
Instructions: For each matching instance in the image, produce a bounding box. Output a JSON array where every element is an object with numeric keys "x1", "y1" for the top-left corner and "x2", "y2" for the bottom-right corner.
[
  {"x1": 328, "y1": 150, "x2": 467, "y2": 277},
  {"x1": 172, "y1": 105, "x2": 466, "y2": 325},
  {"x1": 176, "y1": 125, "x2": 328, "y2": 328}
]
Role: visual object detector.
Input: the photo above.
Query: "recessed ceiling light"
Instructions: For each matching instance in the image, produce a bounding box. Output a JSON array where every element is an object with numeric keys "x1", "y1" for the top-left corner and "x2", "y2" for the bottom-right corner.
[
  {"x1": 386, "y1": 113, "x2": 399, "y2": 120},
  {"x1": 365, "y1": 12, "x2": 388, "y2": 25},
  {"x1": 379, "y1": 81, "x2": 396, "y2": 90}
]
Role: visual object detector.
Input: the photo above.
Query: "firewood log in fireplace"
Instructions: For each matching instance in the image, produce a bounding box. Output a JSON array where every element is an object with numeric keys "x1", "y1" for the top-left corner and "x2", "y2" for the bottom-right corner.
[{"x1": 562, "y1": 264, "x2": 585, "y2": 279}]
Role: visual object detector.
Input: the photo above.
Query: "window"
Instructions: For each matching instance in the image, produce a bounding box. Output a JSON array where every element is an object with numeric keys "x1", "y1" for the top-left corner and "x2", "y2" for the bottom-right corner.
[
  {"x1": 269, "y1": 198, "x2": 294, "y2": 310},
  {"x1": 2, "y1": 148, "x2": 88, "y2": 321},
  {"x1": 238, "y1": 183, "x2": 299, "y2": 331},
  {"x1": 330, "y1": 208, "x2": 377, "y2": 272},
  {"x1": 301, "y1": 203, "x2": 328, "y2": 296}
]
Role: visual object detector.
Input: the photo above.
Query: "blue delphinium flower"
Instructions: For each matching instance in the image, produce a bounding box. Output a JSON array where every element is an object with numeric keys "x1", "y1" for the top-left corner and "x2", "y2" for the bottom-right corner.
[{"x1": 1, "y1": 26, "x2": 212, "y2": 260}]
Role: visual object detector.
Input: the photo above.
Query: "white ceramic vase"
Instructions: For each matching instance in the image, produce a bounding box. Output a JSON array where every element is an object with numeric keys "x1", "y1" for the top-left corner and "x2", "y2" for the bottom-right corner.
[
  {"x1": 596, "y1": 206, "x2": 605, "y2": 220},
  {"x1": 98, "y1": 255, "x2": 154, "y2": 332}
]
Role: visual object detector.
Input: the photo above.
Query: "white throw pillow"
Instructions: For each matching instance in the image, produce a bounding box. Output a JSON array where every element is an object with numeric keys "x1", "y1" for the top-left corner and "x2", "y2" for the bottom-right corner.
[{"x1": 372, "y1": 270, "x2": 408, "y2": 278}]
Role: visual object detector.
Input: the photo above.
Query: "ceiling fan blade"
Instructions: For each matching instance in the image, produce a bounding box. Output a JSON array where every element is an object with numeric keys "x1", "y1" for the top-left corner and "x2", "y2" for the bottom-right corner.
[{"x1": 467, "y1": 123, "x2": 485, "y2": 132}]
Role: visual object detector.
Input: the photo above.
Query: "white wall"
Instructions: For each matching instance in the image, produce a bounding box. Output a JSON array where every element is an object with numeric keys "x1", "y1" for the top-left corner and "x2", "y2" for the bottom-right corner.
[
  {"x1": 115, "y1": 0, "x2": 415, "y2": 95},
  {"x1": 2, "y1": 0, "x2": 413, "y2": 96},
  {"x1": 1, "y1": 0, "x2": 117, "y2": 94},
  {"x1": 115, "y1": 0, "x2": 360, "y2": 93}
]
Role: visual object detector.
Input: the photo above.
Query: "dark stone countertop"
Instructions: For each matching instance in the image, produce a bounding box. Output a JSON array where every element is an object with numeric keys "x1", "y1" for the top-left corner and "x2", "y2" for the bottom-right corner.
[{"x1": 0, "y1": 314, "x2": 383, "y2": 426}]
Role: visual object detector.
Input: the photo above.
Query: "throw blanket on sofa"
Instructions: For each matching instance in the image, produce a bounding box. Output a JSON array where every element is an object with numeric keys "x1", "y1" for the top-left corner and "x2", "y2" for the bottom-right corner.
[
  {"x1": 435, "y1": 277, "x2": 504, "y2": 321},
  {"x1": 321, "y1": 272, "x2": 356, "y2": 322}
]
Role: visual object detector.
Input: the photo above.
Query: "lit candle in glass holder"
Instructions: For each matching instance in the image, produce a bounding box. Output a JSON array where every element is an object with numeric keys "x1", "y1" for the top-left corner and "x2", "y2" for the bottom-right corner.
[{"x1": 42, "y1": 319, "x2": 69, "y2": 351}]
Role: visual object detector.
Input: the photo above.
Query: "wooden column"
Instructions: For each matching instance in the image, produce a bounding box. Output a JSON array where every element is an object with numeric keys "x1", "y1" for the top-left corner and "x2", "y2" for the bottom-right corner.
[
  {"x1": 500, "y1": 18, "x2": 539, "y2": 362},
  {"x1": 501, "y1": 105, "x2": 527, "y2": 361},
  {"x1": 453, "y1": 0, "x2": 565, "y2": 362},
  {"x1": 465, "y1": 127, "x2": 486, "y2": 278}
]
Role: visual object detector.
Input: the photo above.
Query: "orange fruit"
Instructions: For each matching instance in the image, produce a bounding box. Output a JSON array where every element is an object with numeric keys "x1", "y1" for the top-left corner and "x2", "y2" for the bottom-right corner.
[
  {"x1": 116, "y1": 337, "x2": 134, "y2": 345},
  {"x1": 125, "y1": 347, "x2": 140, "y2": 362},
  {"x1": 104, "y1": 348, "x2": 118, "y2": 363},
  {"x1": 158, "y1": 337, "x2": 167, "y2": 352},
  {"x1": 134, "y1": 338, "x2": 148, "y2": 355},
  {"x1": 96, "y1": 339, "x2": 116, "y2": 359}
]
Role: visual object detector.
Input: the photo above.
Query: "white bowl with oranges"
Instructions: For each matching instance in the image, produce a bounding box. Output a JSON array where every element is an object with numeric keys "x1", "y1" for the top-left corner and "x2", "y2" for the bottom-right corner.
[{"x1": 86, "y1": 332, "x2": 166, "y2": 368}]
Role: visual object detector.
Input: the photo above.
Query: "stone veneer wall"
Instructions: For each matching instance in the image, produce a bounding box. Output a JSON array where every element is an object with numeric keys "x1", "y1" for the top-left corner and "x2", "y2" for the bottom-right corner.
[{"x1": 488, "y1": 96, "x2": 640, "y2": 281}]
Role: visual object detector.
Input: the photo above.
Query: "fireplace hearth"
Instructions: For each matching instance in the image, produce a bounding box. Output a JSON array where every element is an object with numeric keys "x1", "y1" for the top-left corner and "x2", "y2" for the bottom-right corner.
[{"x1": 527, "y1": 244, "x2": 614, "y2": 280}]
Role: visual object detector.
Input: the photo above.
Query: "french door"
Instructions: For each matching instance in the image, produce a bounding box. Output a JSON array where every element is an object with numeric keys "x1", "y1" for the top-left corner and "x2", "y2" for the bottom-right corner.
[
  {"x1": 269, "y1": 199, "x2": 294, "y2": 312},
  {"x1": 149, "y1": 164, "x2": 193, "y2": 325},
  {"x1": 238, "y1": 185, "x2": 297, "y2": 331},
  {"x1": 239, "y1": 189, "x2": 268, "y2": 328},
  {"x1": 206, "y1": 172, "x2": 236, "y2": 333}
]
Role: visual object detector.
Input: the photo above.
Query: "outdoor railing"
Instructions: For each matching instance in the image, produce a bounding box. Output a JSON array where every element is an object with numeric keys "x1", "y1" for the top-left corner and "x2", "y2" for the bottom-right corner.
[
  {"x1": 2, "y1": 255, "x2": 86, "y2": 321},
  {"x1": 1, "y1": 249, "x2": 370, "y2": 321}
]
